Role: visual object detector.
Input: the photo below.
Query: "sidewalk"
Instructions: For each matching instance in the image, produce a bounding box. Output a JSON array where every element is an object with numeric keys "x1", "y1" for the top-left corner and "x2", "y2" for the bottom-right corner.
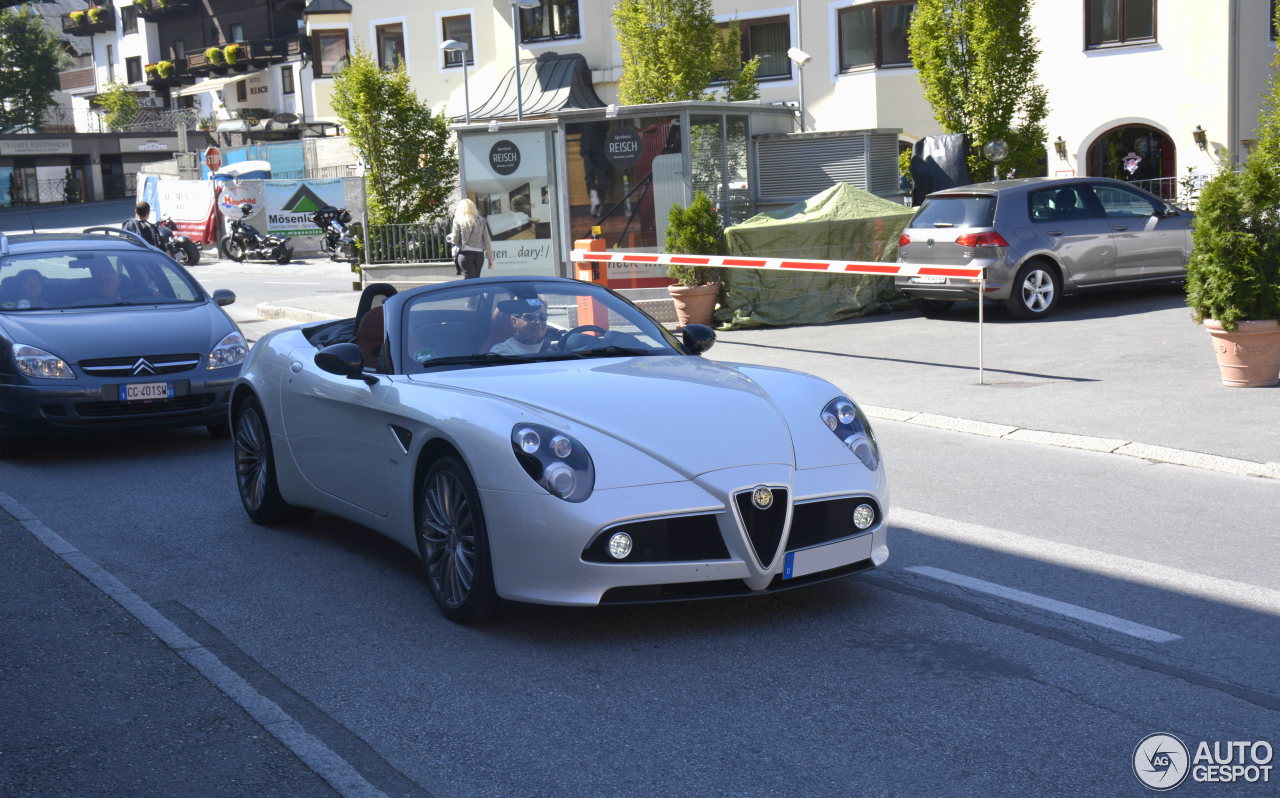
[{"x1": 256, "y1": 287, "x2": 1279, "y2": 480}]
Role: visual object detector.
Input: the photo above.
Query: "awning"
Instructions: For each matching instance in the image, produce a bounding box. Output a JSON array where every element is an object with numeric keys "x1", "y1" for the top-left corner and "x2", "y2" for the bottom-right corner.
[
  {"x1": 173, "y1": 73, "x2": 253, "y2": 97},
  {"x1": 464, "y1": 53, "x2": 604, "y2": 121}
]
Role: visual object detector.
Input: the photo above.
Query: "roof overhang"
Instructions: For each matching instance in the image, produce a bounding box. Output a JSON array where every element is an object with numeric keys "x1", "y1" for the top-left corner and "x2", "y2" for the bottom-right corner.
[{"x1": 173, "y1": 73, "x2": 255, "y2": 97}]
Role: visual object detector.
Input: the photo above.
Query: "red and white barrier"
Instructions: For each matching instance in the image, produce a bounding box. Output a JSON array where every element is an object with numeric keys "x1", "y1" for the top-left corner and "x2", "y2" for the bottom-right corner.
[
  {"x1": 569, "y1": 249, "x2": 992, "y2": 384},
  {"x1": 568, "y1": 249, "x2": 986, "y2": 280}
]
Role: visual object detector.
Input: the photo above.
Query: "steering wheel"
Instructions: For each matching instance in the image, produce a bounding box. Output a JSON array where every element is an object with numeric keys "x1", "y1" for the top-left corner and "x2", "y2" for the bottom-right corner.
[{"x1": 557, "y1": 325, "x2": 608, "y2": 351}]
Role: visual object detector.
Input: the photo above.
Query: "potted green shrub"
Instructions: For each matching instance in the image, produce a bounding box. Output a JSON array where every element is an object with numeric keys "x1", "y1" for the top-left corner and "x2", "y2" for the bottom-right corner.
[
  {"x1": 87, "y1": 6, "x2": 106, "y2": 24},
  {"x1": 156, "y1": 60, "x2": 174, "y2": 79},
  {"x1": 206, "y1": 46, "x2": 225, "y2": 66},
  {"x1": 68, "y1": 10, "x2": 87, "y2": 26},
  {"x1": 223, "y1": 43, "x2": 243, "y2": 67},
  {"x1": 664, "y1": 191, "x2": 725, "y2": 328}
]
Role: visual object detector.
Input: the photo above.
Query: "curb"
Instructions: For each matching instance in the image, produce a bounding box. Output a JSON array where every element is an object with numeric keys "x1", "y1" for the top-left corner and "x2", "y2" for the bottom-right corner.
[{"x1": 862, "y1": 405, "x2": 1280, "y2": 481}]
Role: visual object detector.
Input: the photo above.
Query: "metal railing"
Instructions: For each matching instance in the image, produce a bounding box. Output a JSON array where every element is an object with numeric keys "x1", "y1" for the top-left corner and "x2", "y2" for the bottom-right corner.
[
  {"x1": 34, "y1": 107, "x2": 201, "y2": 134},
  {"x1": 1126, "y1": 172, "x2": 1212, "y2": 209},
  {"x1": 363, "y1": 221, "x2": 450, "y2": 264},
  {"x1": 5, "y1": 178, "x2": 81, "y2": 206}
]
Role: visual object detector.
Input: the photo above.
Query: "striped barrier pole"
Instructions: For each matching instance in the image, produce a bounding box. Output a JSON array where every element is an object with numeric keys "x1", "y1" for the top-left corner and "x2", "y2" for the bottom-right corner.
[{"x1": 569, "y1": 249, "x2": 989, "y2": 383}]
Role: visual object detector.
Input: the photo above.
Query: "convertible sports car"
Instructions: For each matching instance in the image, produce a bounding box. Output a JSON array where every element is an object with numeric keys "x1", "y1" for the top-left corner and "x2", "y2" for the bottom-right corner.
[{"x1": 231, "y1": 276, "x2": 888, "y2": 622}]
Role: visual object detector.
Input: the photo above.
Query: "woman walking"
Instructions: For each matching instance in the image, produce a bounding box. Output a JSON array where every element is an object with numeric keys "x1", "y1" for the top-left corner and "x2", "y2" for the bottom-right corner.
[{"x1": 450, "y1": 199, "x2": 494, "y2": 279}]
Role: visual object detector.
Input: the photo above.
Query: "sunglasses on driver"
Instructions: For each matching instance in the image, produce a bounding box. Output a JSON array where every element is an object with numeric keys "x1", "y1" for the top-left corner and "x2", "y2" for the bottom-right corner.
[{"x1": 513, "y1": 312, "x2": 548, "y2": 322}]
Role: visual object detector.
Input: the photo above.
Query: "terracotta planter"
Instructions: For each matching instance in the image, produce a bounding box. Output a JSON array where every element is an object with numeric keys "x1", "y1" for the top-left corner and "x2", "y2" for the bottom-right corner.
[
  {"x1": 1204, "y1": 319, "x2": 1280, "y2": 387},
  {"x1": 667, "y1": 282, "x2": 720, "y2": 329}
]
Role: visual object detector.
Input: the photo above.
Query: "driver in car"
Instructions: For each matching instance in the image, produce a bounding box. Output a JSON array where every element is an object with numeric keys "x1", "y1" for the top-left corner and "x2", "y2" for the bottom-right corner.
[{"x1": 488, "y1": 296, "x2": 562, "y2": 356}]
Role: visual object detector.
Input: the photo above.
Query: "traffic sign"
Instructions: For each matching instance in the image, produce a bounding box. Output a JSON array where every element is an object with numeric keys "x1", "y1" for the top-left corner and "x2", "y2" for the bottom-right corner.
[{"x1": 204, "y1": 146, "x2": 222, "y2": 172}]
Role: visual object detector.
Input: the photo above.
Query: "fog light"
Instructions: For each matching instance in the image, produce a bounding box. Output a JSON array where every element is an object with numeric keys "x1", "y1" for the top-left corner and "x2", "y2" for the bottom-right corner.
[
  {"x1": 852, "y1": 503, "x2": 875, "y2": 530},
  {"x1": 608, "y1": 532, "x2": 633, "y2": 559}
]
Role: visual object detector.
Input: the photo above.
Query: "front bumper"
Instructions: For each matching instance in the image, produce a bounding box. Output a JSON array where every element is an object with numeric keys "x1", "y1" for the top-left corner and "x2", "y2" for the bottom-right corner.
[
  {"x1": 481, "y1": 462, "x2": 889, "y2": 606},
  {"x1": 0, "y1": 372, "x2": 237, "y2": 438}
]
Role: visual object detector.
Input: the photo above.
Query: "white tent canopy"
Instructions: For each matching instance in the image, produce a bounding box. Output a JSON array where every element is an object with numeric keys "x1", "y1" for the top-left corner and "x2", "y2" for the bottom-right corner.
[{"x1": 173, "y1": 73, "x2": 254, "y2": 97}]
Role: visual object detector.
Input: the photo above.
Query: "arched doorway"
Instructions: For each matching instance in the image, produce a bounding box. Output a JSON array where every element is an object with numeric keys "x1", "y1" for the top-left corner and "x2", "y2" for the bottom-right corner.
[{"x1": 1086, "y1": 124, "x2": 1176, "y2": 199}]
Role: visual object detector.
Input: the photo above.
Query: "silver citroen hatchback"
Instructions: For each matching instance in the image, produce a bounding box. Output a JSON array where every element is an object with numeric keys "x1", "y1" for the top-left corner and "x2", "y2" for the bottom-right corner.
[{"x1": 896, "y1": 177, "x2": 1191, "y2": 319}]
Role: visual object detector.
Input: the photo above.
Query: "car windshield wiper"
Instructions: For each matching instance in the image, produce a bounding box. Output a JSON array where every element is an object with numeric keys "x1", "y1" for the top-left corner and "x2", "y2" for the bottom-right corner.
[
  {"x1": 560, "y1": 346, "x2": 662, "y2": 359},
  {"x1": 416, "y1": 353, "x2": 520, "y2": 369},
  {"x1": 932, "y1": 222, "x2": 956, "y2": 228}
]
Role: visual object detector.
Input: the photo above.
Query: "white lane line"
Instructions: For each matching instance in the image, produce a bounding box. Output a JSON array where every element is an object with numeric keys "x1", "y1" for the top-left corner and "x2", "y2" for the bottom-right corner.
[
  {"x1": 894, "y1": 508, "x2": 1280, "y2": 616},
  {"x1": 0, "y1": 492, "x2": 388, "y2": 798},
  {"x1": 905, "y1": 565, "x2": 1182, "y2": 643},
  {"x1": 264, "y1": 281, "x2": 322, "y2": 285}
]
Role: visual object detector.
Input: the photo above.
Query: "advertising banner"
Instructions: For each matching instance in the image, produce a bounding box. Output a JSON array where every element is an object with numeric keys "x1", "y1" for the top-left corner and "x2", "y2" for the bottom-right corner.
[
  {"x1": 157, "y1": 180, "x2": 218, "y2": 244},
  {"x1": 460, "y1": 131, "x2": 555, "y2": 276},
  {"x1": 262, "y1": 179, "x2": 345, "y2": 238}
]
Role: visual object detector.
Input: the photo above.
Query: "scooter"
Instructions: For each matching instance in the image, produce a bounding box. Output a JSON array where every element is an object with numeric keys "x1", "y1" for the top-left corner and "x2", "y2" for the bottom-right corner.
[
  {"x1": 220, "y1": 203, "x2": 292, "y2": 264},
  {"x1": 157, "y1": 217, "x2": 201, "y2": 266},
  {"x1": 311, "y1": 205, "x2": 358, "y2": 263}
]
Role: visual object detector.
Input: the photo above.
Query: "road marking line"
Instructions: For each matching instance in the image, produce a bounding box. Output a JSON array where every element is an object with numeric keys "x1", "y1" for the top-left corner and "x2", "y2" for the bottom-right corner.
[
  {"x1": 894, "y1": 508, "x2": 1280, "y2": 616},
  {"x1": 264, "y1": 281, "x2": 323, "y2": 285},
  {"x1": 0, "y1": 492, "x2": 389, "y2": 798},
  {"x1": 905, "y1": 565, "x2": 1182, "y2": 642}
]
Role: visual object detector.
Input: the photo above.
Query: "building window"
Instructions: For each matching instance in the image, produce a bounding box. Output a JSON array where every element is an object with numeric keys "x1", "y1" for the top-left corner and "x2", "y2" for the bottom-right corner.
[
  {"x1": 125, "y1": 56, "x2": 142, "y2": 84},
  {"x1": 236, "y1": 80, "x2": 247, "y2": 102},
  {"x1": 1085, "y1": 0, "x2": 1156, "y2": 48},
  {"x1": 838, "y1": 1, "x2": 916, "y2": 71},
  {"x1": 229, "y1": 23, "x2": 245, "y2": 43},
  {"x1": 442, "y1": 14, "x2": 474, "y2": 67},
  {"x1": 1272, "y1": 0, "x2": 1277, "y2": 39},
  {"x1": 105, "y1": 44, "x2": 114, "y2": 83},
  {"x1": 122, "y1": 6, "x2": 138, "y2": 35},
  {"x1": 313, "y1": 30, "x2": 349, "y2": 78},
  {"x1": 376, "y1": 23, "x2": 405, "y2": 70},
  {"x1": 281, "y1": 66, "x2": 294, "y2": 95},
  {"x1": 172, "y1": 40, "x2": 185, "y2": 59},
  {"x1": 738, "y1": 16, "x2": 791, "y2": 79},
  {"x1": 519, "y1": 0, "x2": 580, "y2": 43}
]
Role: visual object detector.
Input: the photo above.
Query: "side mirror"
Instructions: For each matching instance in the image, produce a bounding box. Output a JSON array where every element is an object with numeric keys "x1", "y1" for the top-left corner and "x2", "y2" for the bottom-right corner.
[
  {"x1": 316, "y1": 342, "x2": 376, "y2": 384},
  {"x1": 1159, "y1": 203, "x2": 1180, "y2": 218},
  {"x1": 211, "y1": 288, "x2": 236, "y2": 307},
  {"x1": 681, "y1": 324, "x2": 716, "y2": 355}
]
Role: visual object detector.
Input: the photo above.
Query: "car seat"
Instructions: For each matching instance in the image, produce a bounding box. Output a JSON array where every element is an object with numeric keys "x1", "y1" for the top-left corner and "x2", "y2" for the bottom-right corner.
[
  {"x1": 480, "y1": 306, "x2": 516, "y2": 353},
  {"x1": 352, "y1": 283, "x2": 397, "y2": 369}
]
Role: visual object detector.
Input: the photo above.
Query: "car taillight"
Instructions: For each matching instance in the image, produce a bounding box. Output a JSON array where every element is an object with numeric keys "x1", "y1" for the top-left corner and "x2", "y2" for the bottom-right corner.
[
  {"x1": 898, "y1": 233, "x2": 911, "y2": 247},
  {"x1": 954, "y1": 232, "x2": 1010, "y2": 248}
]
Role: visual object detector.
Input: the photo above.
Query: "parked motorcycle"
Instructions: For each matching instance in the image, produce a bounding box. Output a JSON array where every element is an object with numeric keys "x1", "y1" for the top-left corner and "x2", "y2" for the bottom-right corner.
[
  {"x1": 311, "y1": 205, "x2": 358, "y2": 263},
  {"x1": 157, "y1": 217, "x2": 201, "y2": 266},
  {"x1": 220, "y1": 203, "x2": 292, "y2": 264}
]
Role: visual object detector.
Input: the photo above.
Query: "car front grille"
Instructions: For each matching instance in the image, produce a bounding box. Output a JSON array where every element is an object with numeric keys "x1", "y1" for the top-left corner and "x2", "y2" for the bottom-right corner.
[
  {"x1": 734, "y1": 487, "x2": 789, "y2": 569},
  {"x1": 74, "y1": 393, "x2": 215, "y2": 418},
  {"x1": 788, "y1": 497, "x2": 881, "y2": 551},
  {"x1": 79, "y1": 354, "x2": 202, "y2": 377},
  {"x1": 582, "y1": 513, "x2": 729, "y2": 564}
]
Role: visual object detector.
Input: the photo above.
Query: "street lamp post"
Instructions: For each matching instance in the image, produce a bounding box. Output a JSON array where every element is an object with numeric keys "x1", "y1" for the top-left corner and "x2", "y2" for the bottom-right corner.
[
  {"x1": 440, "y1": 39, "x2": 471, "y2": 124},
  {"x1": 510, "y1": 0, "x2": 541, "y2": 122}
]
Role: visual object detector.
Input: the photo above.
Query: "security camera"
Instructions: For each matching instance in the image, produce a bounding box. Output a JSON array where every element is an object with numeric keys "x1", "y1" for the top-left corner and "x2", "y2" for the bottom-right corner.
[{"x1": 787, "y1": 47, "x2": 812, "y2": 67}]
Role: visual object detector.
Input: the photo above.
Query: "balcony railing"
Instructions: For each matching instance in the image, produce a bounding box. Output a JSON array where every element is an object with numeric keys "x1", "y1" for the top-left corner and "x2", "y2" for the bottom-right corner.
[
  {"x1": 136, "y1": 0, "x2": 194, "y2": 21},
  {"x1": 33, "y1": 106, "x2": 201, "y2": 134},
  {"x1": 59, "y1": 67, "x2": 96, "y2": 92},
  {"x1": 186, "y1": 36, "x2": 303, "y2": 75},
  {"x1": 144, "y1": 59, "x2": 192, "y2": 88},
  {"x1": 61, "y1": 6, "x2": 115, "y2": 35}
]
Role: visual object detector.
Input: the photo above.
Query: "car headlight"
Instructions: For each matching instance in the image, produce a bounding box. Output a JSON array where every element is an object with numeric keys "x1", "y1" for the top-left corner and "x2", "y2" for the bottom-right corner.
[
  {"x1": 12, "y1": 343, "x2": 74, "y2": 379},
  {"x1": 511, "y1": 423, "x2": 595, "y2": 502},
  {"x1": 822, "y1": 397, "x2": 879, "y2": 471},
  {"x1": 207, "y1": 331, "x2": 248, "y2": 370}
]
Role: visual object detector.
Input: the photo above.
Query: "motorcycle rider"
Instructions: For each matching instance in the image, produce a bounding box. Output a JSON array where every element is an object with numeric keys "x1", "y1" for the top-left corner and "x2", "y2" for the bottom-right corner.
[{"x1": 122, "y1": 202, "x2": 162, "y2": 247}]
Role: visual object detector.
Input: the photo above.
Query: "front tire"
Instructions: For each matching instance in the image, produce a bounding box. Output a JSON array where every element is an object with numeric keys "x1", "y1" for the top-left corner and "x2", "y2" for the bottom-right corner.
[
  {"x1": 222, "y1": 236, "x2": 245, "y2": 263},
  {"x1": 233, "y1": 397, "x2": 312, "y2": 525},
  {"x1": 1006, "y1": 261, "x2": 1061, "y2": 319},
  {"x1": 178, "y1": 240, "x2": 201, "y2": 266},
  {"x1": 417, "y1": 456, "x2": 503, "y2": 624},
  {"x1": 274, "y1": 245, "x2": 292, "y2": 265}
]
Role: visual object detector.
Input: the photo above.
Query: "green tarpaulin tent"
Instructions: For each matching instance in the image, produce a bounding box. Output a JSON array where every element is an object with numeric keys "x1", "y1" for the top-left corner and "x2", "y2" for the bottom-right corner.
[{"x1": 717, "y1": 183, "x2": 915, "y2": 329}]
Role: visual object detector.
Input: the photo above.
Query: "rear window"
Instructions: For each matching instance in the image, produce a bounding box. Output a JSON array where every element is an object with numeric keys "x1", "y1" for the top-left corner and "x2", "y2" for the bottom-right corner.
[{"x1": 911, "y1": 195, "x2": 996, "y2": 229}]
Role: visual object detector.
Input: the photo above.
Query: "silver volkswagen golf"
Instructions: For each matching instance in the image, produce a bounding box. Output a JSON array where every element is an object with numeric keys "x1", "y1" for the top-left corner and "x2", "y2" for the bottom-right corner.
[{"x1": 896, "y1": 177, "x2": 1191, "y2": 318}]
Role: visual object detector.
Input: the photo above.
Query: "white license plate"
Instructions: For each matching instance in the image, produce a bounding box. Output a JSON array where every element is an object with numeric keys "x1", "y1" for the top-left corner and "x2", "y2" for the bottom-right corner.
[
  {"x1": 119, "y1": 382, "x2": 174, "y2": 401},
  {"x1": 783, "y1": 533, "x2": 874, "y2": 579},
  {"x1": 910, "y1": 275, "x2": 948, "y2": 284}
]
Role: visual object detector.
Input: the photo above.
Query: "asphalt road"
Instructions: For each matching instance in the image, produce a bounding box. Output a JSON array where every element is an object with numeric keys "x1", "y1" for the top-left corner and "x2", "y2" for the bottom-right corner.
[{"x1": 3, "y1": 200, "x2": 1277, "y2": 796}]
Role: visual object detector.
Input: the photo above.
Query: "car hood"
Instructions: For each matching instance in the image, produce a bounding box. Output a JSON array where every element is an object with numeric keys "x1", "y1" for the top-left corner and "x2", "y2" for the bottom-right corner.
[
  {"x1": 411, "y1": 355, "x2": 799, "y2": 476},
  {"x1": 0, "y1": 303, "x2": 232, "y2": 362}
]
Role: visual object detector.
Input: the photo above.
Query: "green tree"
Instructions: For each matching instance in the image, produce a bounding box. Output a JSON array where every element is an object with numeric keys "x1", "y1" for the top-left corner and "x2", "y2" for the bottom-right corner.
[
  {"x1": 331, "y1": 47, "x2": 457, "y2": 224},
  {"x1": 97, "y1": 81, "x2": 139, "y2": 131},
  {"x1": 613, "y1": 0, "x2": 758, "y2": 104},
  {"x1": 908, "y1": 0, "x2": 1049, "y2": 180},
  {"x1": 664, "y1": 191, "x2": 725, "y2": 286},
  {"x1": 0, "y1": 8, "x2": 67, "y2": 130}
]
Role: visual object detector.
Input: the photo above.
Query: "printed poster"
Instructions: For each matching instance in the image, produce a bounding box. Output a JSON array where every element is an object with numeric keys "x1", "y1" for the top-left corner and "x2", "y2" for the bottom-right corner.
[{"x1": 460, "y1": 131, "x2": 555, "y2": 276}]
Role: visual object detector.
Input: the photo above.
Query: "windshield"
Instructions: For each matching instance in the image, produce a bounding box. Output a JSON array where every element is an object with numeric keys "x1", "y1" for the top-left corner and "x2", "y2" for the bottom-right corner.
[
  {"x1": 400, "y1": 280, "x2": 678, "y2": 373},
  {"x1": 0, "y1": 250, "x2": 204, "y2": 310},
  {"x1": 912, "y1": 195, "x2": 997, "y2": 229}
]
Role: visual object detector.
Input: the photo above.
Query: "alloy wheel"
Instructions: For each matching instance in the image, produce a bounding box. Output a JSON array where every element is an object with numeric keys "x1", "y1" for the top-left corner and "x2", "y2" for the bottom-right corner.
[
  {"x1": 234, "y1": 406, "x2": 268, "y2": 511},
  {"x1": 419, "y1": 469, "x2": 478, "y2": 609},
  {"x1": 1020, "y1": 268, "x2": 1055, "y2": 313}
]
